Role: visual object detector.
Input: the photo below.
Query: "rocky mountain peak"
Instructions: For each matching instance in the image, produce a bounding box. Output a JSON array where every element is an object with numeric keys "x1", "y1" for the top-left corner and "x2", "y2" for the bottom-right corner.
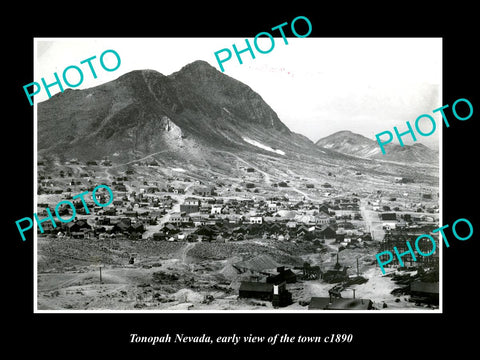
[{"x1": 37, "y1": 60, "x2": 308, "y2": 163}]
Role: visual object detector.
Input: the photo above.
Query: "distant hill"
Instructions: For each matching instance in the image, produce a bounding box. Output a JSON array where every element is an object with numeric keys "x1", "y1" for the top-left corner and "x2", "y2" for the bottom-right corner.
[{"x1": 315, "y1": 130, "x2": 438, "y2": 164}]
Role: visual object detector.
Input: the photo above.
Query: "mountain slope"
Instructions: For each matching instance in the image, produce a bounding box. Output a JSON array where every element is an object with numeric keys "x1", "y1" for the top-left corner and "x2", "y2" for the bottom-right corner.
[
  {"x1": 37, "y1": 61, "x2": 317, "y2": 163},
  {"x1": 315, "y1": 130, "x2": 439, "y2": 164}
]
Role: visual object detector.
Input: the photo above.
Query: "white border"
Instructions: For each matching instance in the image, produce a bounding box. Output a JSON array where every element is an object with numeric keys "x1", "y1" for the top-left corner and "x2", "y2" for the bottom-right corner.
[{"x1": 34, "y1": 38, "x2": 39, "y2": 313}]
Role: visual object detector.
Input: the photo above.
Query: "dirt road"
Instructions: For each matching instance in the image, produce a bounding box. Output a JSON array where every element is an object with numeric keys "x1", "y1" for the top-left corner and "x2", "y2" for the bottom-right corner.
[
  {"x1": 359, "y1": 199, "x2": 385, "y2": 241},
  {"x1": 214, "y1": 150, "x2": 273, "y2": 185},
  {"x1": 142, "y1": 182, "x2": 194, "y2": 239},
  {"x1": 179, "y1": 242, "x2": 196, "y2": 264}
]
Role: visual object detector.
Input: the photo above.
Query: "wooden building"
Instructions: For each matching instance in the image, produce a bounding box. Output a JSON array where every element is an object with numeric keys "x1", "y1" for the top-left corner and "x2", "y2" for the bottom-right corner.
[
  {"x1": 308, "y1": 297, "x2": 373, "y2": 310},
  {"x1": 267, "y1": 267, "x2": 297, "y2": 284},
  {"x1": 238, "y1": 282, "x2": 273, "y2": 301},
  {"x1": 238, "y1": 281, "x2": 292, "y2": 307},
  {"x1": 410, "y1": 281, "x2": 439, "y2": 305}
]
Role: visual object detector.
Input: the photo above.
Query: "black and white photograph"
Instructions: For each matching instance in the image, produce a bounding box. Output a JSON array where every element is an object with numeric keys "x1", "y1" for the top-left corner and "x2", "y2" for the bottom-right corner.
[
  {"x1": 7, "y1": 7, "x2": 478, "y2": 355},
  {"x1": 33, "y1": 37, "x2": 442, "y2": 312}
]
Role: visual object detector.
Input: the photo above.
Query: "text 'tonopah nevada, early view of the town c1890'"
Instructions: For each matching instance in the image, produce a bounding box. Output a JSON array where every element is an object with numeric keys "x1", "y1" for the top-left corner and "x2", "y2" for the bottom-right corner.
[{"x1": 35, "y1": 45, "x2": 440, "y2": 311}]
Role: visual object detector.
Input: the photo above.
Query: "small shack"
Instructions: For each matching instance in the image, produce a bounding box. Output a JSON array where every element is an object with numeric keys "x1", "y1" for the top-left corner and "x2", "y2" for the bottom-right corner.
[
  {"x1": 238, "y1": 282, "x2": 273, "y2": 301},
  {"x1": 238, "y1": 281, "x2": 292, "y2": 307},
  {"x1": 380, "y1": 213, "x2": 397, "y2": 221},
  {"x1": 308, "y1": 297, "x2": 373, "y2": 310},
  {"x1": 322, "y1": 253, "x2": 349, "y2": 283},
  {"x1": 410, "y1": 281, "x2": 439, "y2": 305},
  {"x1": 267, "y1": 267, "x2": 297, "y2": 284}
]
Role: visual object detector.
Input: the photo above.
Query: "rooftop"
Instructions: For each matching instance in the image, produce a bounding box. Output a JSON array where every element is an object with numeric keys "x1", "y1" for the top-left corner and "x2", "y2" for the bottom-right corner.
[
  {"x1": 239, "y1": 282, "x2": 274, "y2": 293},
  {"x1": 309, "y1": 297, "x2": 372, "y2": 310}
]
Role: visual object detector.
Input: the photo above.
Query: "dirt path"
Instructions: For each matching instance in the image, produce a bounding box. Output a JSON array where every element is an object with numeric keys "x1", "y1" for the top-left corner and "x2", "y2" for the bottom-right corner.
[
  {"x1": 214, "y1": 150, "x2": 273, "y2": 185},
  {"x1": 359, "y1": 199, "x2": 384, "y2": 241},
  {"x1": 39, "y1": 272, "x2": 93, "y2": 292},
  {"x1": 289, "y1": 186, "x2": 313, "y2": 201},
  {"x1": 142, "y1": 182, "x2": 194, "y2": 239},
  {"x1": 179, "y1": 242, "x2": 196, "y2": 264},
  {"x1": 110, "y1": 150, "x2": 170, "y2": 169}
]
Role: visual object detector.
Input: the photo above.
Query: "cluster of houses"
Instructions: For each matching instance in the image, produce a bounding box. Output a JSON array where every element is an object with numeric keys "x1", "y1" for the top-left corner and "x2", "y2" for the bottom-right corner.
[
  {"x1": 378, "y1": 224, "x2": 440, "y2": 270},
  {"x1": 150, "y1": 216, "x2": 373, "y2": 247},
  {"x1": 37, "y1": 164, "x2": 377, "y2": 246},
  {"x1": 375, "y1": 205, "x2": 440, "y2": 273},
  {"x1": 234, "y1": 255, "x2": 375, "y2": 310},
  {"x1": 149, "y1": 195, "x2": 372, "y2": 245},
  {"x1": 235, "y1": 258, "x2": 296, "y2": 308},
  {"x1": 151, "y1": 220, "x2": 339, "y2": 243},
  {"x1": 37, "y1": 215, "x2": 149, "y2": 240},
  {"x1": 37, "y1": 180, "x2": 378, "y2": 246}
]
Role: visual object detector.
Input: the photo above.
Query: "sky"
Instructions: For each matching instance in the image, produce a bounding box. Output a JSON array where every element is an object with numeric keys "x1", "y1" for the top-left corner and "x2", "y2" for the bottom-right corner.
[{"x1": 35, "y1": 37, "x2": 442, "y2": 149}]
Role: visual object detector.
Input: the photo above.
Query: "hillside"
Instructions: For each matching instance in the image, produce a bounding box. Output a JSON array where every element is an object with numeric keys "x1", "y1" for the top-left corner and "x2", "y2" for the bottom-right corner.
[
  {"x1": 315, "y1": 130, "x2": 439, "y2": 164},
  {"x1": 37, "y1": 61, "x2": 317, "y2": 164}
]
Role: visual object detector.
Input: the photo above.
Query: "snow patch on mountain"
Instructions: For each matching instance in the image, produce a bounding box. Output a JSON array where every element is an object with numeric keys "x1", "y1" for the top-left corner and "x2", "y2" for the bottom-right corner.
[{"x1": 242, "y1": 137, "x2": 286, "y2": 156}]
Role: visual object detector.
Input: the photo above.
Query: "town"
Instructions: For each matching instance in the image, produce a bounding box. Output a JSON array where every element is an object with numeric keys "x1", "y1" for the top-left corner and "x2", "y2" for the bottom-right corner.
[{"x1": 36, "y1": 151, "x2": 440, "y2": 311}]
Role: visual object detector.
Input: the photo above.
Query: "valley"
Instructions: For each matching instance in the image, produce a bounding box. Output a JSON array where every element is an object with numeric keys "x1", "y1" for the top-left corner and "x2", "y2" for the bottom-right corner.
[
  {"x1": 36, "y1": 60, "x2": 440, "y2": 311},
  {"x1": 37, "y1": 145, "x2": 439, "y2": 311}
]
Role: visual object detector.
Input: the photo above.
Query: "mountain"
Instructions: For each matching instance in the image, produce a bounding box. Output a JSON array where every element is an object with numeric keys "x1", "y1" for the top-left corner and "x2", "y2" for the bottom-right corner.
[
  {"x1": 37, "y1": 60, "x2": 438, "y2": 170},
  {"x1": 37, "y1": 60, "x2": 316, "y2": 163},
  {"x1": 315, "y1": 130, "x2": 439, "y2": 164}
]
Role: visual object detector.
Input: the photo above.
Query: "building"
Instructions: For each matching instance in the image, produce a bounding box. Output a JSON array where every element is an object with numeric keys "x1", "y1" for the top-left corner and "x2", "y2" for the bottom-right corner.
[
  {"x1": 268, "y1": 202, "x2": 278, "y2": 211},
  {"x1": 267, "y1": 267, "x2": 297, "y2": 284},
  {"x1": 272, "y1": 282, "x2": 293, "y2": 308},
  {"x1": 180, "y1": 204, "x2": 199, "y2": 214},
  {"x1": 184, "y1": 197, "x2": 200, "y2": 206},
  {"x1": 308, "y1": 297, "x2": 373, "y2": 310},
  {"x1": 318, "y1": 204, "x2": 330, "y2": 214},
  {"x1": 238, "y1": 281, "x2": 292, "y2": 307},
  {"x1": 410, "y1": 281, "x2": 439, "y2": 305},
  {"x1": 152, "y1": 232, "x2": 167, "y2": 241},
  {"x1": 193, "y1": 186, "x2": 215, "y2": 197},
  {"x1": 322, "y1": 254, "x2": 349, "y2": 283},
  {"x1": 211, "y1": 204, "x2": 223, "y2": 215},
  {"x1": 113, "y1": 200, "x2": 124, "y2": 207},
  {"x1": 170, "y1": 212, "x2": 191, "y2": 225},
  {"x1": 381, "y1": 213, "x2": 397, "y2": 221},
  {"x1": 238, "y1": 282, "x2": 274, "y2": 301},
  {"x1": 382, "y1": 222, "x2": 397, "y2": 231},
  {"x1": 249, "y1": 216, "x2": 263, "y2": 224},
  {"x1": 173, "y1": 186, "x2": 185, "y2": 194},
  {"x1": 379, "y1": 229, "x2": 440, "y2": 269},
  {"x1": 317, "y1": 225, "x2": 337, "y2": 239},
  {"x1": 315, "y1": 214, "x2": 334, "y2": 225},
  {"x1": 64, "y1": 220, "x2": 91, "y2": 235},
  {"x1": 286, "y1": 221, "x2": 297, "y2": 229}
]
